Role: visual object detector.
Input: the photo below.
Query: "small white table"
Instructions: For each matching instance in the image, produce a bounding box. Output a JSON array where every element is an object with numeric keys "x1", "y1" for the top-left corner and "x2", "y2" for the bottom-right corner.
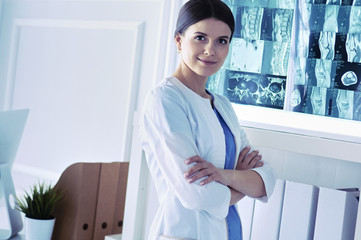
[{"x1": 105, "y1": 234, "x2": 122, "y2": 240}]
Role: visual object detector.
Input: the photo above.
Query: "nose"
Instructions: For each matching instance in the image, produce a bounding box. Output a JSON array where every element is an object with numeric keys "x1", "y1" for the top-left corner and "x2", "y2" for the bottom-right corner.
[{"x1": 204, "y1": 42, "x2": 215, "y2": 56}]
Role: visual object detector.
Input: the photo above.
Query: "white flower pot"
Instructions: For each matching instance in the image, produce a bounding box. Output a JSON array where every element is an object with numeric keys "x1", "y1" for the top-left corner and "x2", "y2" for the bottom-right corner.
[{"x1": 25, "y1": 217, "x2": 55, "y2": 240}]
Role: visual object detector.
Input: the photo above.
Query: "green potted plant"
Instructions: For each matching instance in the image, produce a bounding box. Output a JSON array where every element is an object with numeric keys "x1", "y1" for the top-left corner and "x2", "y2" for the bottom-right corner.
[{"x1": 16, "y1": 182, "x2": 62, "y2": 240}]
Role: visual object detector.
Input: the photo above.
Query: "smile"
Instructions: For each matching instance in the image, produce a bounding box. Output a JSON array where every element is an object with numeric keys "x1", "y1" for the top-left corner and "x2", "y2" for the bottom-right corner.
[{"x1": 198, "y1": 58, "x2": 217, "y2": 65}]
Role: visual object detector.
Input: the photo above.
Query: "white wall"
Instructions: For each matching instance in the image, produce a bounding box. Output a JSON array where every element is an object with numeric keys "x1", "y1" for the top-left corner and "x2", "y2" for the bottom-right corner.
[{"x1": 0, "y1": 0, "x2": 169, "y2": 187}]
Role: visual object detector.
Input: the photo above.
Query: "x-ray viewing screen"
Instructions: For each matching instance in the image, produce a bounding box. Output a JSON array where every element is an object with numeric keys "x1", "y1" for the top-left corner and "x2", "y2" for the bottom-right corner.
[
  {"x1": 207, "y1": 0, "x2": 361, "y2": 122},
  {"x1": 286, "y1": 0, "x2": 361, "y2": 121}
]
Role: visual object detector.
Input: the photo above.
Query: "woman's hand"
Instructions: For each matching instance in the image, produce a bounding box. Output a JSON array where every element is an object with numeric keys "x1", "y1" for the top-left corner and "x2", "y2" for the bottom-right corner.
[
  {"x1": 183, "y1": 155, "x2": 229, "y2": 186},
  {"x1": 183, "y1": 146, "x2": 264, "y2": 187},
  {"x1": 236, "y1": 146, "x2": 263, "y2": 171}
]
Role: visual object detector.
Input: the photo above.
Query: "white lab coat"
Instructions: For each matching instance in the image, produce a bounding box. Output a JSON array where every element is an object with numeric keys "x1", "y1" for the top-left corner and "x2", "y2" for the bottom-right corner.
[{"x1": 140, "y1": 77, "x2": 276, "y2": 240}]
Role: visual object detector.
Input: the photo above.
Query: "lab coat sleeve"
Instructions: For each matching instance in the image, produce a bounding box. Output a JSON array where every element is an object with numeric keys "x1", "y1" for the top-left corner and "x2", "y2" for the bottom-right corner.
[
  {"x1": 238, "y1": 123, "x2": 277, "y2": 203},
  {"x1": 140, "y1": 86, "x2": 231, "y2": 220},
  {"x1": 250, "y1": 162, "x2": 277, "y2": 202}
]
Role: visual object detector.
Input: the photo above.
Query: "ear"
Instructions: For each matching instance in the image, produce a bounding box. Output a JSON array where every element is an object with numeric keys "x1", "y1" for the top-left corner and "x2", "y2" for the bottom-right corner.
[{"x1": 174, "y1": 34, "x2": 182, "y2": 52}]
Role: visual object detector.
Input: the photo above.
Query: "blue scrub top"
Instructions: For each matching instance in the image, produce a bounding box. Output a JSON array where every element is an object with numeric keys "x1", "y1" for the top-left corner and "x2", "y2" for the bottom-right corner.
[{"x1": 213, "y1": 106, "x2": 242, "y2": 240}]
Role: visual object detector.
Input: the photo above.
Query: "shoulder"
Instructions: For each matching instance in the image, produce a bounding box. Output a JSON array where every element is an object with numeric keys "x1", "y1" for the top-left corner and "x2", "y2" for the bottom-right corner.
[
  {"x1": 143, "y1": 77, "x2": 187, "y2": 114},
  {"x1": 148, "y1": 77, "x2": 184, "y2": 99}
]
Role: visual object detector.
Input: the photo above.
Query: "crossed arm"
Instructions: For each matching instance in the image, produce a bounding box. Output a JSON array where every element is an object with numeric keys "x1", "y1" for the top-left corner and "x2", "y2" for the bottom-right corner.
[{"x1": 183, "y1": 146, "x2": 266, "y2": 206}]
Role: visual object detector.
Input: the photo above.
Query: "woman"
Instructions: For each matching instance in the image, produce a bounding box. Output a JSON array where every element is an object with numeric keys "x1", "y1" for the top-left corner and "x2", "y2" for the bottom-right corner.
[{"x1": 140, "y1": 0, "x2": 276, "y2": 239}]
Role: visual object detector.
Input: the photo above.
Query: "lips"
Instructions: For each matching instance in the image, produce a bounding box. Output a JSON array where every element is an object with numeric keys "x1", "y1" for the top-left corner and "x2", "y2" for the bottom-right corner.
[{"x1": 197, "y1": 58, "x2": 217, "y2": 65}]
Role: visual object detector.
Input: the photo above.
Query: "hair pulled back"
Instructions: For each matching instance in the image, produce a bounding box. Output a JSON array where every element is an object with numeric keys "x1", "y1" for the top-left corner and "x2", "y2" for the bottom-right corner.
[{"x1": 174, "y1": 0, "x2": 235, "y2": 41}]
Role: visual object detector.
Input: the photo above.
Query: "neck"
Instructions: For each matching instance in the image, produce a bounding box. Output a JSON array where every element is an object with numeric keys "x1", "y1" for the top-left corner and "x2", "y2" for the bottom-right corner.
[{"x1": 173, "y1": 64, "x2": 209, "y2": 99}]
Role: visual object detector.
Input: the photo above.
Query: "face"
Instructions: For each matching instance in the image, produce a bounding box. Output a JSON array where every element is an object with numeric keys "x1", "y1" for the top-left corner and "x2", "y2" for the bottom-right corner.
[{"x1": 175, "y1": 18, "x2": 232, "y2": 78}]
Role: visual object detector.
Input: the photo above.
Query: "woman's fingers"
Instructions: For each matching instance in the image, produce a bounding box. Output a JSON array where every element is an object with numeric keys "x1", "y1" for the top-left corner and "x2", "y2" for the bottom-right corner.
[
  {"x1": 243, "y1": 150, "x2": 260, "y2": 164},
  {"x1": 184, "y1": 156, "x2": 207, "y2": 178},
  {"x1": 184, "y1": 155, "x2": 203, "y2": 165},
  {"x1": 186, "y1": 168, "x2": 212, "y2": 184},
  {"x1": 184, "y1": 155, "x2": 220, "y2": 185},
  {"x1": 199, "y1": 175, "x2": 217, "y2": 186},
  {"x1": 256, "y1": 160, "x2": 264, "y2": 168},
  {"x1": 248, "y1": 153, "x2": 262, "y2": 167},
  {"x1": 236, "y1": 147, "x2": 263, "y2": 170},
  {"x1": 238, "y1": 146, "x2": 251, "y2": 162}
]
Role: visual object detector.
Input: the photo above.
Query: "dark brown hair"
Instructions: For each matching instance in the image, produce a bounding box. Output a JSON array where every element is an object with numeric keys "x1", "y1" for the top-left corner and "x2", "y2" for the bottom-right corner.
[{"x1": 174, "y1": 0, "x2": 235, "y2": 41}]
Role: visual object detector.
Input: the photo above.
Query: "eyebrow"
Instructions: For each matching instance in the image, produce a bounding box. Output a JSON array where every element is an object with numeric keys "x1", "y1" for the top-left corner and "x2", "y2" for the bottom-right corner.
[{"x1": 193, "y1": 31, "x2": 230, "y2": 39}]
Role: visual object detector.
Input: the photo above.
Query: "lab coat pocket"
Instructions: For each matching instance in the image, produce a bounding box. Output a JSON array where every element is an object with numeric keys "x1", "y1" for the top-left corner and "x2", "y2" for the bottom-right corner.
[{"x1": 159, "y1": 235, "x2": 195, "y2": 240}]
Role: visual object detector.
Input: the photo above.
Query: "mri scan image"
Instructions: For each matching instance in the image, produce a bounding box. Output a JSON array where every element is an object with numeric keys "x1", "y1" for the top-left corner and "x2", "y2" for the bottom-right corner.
[
  {"x1": 307, "y1": 32, "x2": 321, "y2": 58},
  {"x1": 349, "y1": 6, "x2": 361, "y2": 33},
  {"x1": 261, "y1": 41, "x2": 290, "y2": 76},
  {"x1": 335, "y1": 61, "x2": 361, "y2": 90},
  {"x1": 341, "y1": 71, "x2": 358, "y2": 86},
  {"x1": 334, "y1": 33, "x2": 348, "y2": 61},
  {"x1": 309, "y1": 4, "x2": 326, "y2": 32},
  {"x1": 337, "y1": 5, "x2": 351, "y2": 33},
  {"x1": 315, "y1": 59, "x2": 333, "y2": 87},
  {"x1": 234, "y1": 7, "x2": 264, "y2": 40},
  {"x1": 310, "y1": 86, "x2": 328, "y2": 115},
  {"x1": 305, "y1": 58, "x2": 318, "y2": 86},
  {"x1": 323, "y1": 5, "x2": 340, "y2": 32},
  {"x1": 308, "y1": 32, "x2": 322, "y2": 58},
  {"x1": 294, "y1": 57, "x2": 307, "y2": 85},
  {"x1": 346, "y1": 33, "x2": 361, "y2": 62},
  {"x1": 289, "y1": 85, "x2": 308, "y2": 112},
  {"x1": 260, "y1": 8, "x2": 293, "y2": 42},
  {"x1": 353, "y1": 0, "x2": 361, "y2": 6},
  {"x1": 224, "y1": 70, "x2": 286, "y2": 108},
  {"x1": 326, "y1": 0, "x2": 341, "y2": 4},
  {"x1": 292, "y1": 86, "x2": 328, "y2": 115},
  {"x1": 319, "y1": 31, "x2": 336, "y2": 60},
  {"x1": 272, "y1": 0, "x2": 296, "y2": 9},
  {"x1": 230, "y1": 38, "x2": 264, "y2": 73},
  {"x1": 314, "y1": 0, "x2": 327, "y2": 4},
  {"x1": 290, "y1": 88, "x2": 302, "y2": 106},
  {"x1": 353, "y1": 92, "x2": 361, "y2": 120},
  {"x1": 303, "y1": 58, "x2": 335, "y2": 87},
  {"x1": 341, "y1": 0, "x2": 354, "y2": 6},
  {"x1": 336, "y1": 89, "x2": 354, "y2": 119},
  {"x1": 227, "y1": 0, "x2": 295, "y2": 9},
  {"x1": 227, "y1": 0, "x2": 269, "y2": 7}
]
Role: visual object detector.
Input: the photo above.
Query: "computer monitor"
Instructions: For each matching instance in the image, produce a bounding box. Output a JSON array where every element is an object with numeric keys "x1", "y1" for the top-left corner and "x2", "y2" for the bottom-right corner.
[
  {"x1": 0, "y1": 109, "x2": 29, "y2": 165},
  {"x1": 0, "y1": 109, "x2": 29, "y2": 239}
]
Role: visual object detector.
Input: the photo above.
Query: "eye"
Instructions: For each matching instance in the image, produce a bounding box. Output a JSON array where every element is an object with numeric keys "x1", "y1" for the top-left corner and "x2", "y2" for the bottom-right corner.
[
  {"x1": 195, "y1": 35, "x2": 206, "y2": 41},
  {"x1": 218, "y1": 38, "x2": 228, "y2": 45}
]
